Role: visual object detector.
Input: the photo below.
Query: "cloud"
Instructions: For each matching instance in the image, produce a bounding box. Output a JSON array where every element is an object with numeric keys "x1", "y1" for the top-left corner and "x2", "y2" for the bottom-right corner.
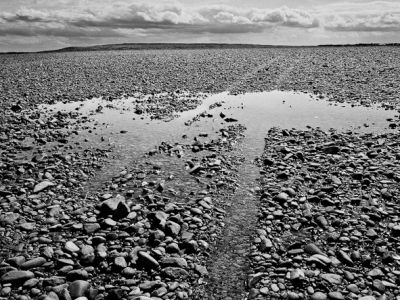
[
  {"x1": 0, "y1": 1, "x2": 399, "y2": 43},
  {"x1": 0, "y1": 2, "x2": 320, "y2": 39},
  {"x1": 319, "y1": 1, "x2": 400, "y2": 32},
  {"x1": 324, "y1": 12, "x2": 400, "y2": 32}
]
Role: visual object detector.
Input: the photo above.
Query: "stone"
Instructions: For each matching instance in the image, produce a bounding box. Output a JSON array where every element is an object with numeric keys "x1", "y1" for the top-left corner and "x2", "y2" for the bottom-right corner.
[
  {"x1": 160, "y1": 257, "x2": 188, "y2": 268},
  {"x1": 308, "y1": 254, "x2": 331, "y2": 265},
  {"x1": 347, "y1": 284, "x2": 359, "y2": 293},
  {"x1": 67, "y1": 269, "x2": 89, "y2": 281},
  {"x1": 304, "y1": 243, "x2": 325, "y2": 255},
  {"x1": 21, "y1": 257, "x2": 46, "y2": 269},
  {"x1": 84, "y1": 223, "x2": 100, "y2": 233},
  {"x1": 288, "y1": 291, "x2": 300, "y2": 300},
  {"x1": 148, "y1": 211, "x2": 168, "y2": 228},
  {"x1": 68, "y1": 280, "x2": 90, "y2": 299},
  {"x1": 44, "y1": 291, "x2": 59, "y2": 300},
  {"x1": 165, "y1": 221, "x2": 181, "y2": 237},
  {"x1": 320, "y1": 273, "x2": 342, "y2": 285},
  {"x1": 373, "y1": 279, "x2": 385, "y2": 292},
  {"x1": 100, "y1": 195, "x2": 130, "y2": 219},
  {"x1": 337, "y1": 250, "x2": 354, "y2": 266},
  {"x1": 289, "y1": 269, "x2": 305, "y2": 282},
  {"x1": 80, "y1": 245, "x2": 95, "y2": 265},
  {"x1": 1, "y1": 270, "x2": 35, "y2": 283},
  {"x1": 23, "y1": 278, "x2": 39, "y2": 288},
  {"x1": 328, "y1": 292, "x2": 345, "y2": 300},
  {"x1": 137, "y1": 251, "x2": 159, "y2": 269},
  {"x1": 162, "y1": 267, "x2": 189, "y2": 279},
  {"x1": 114, "y1": 257, "x2": 127, "y2": 270},
  {"x1": 194, "y1": 264, "x2": 208, "y2": 276},
  {"x1": 311, "y1": 292, "x2": 328, "y2": 300},
  {"x1": 368, "y1": 268, "x2": 384, "y2": 277},
  {"x1": 33, "y1": 181, "x2": 55, "y2": 193},
  {"x1": 274, "y1": 192, "x2": 289, "y2": 203},
  {"x1": 65, "y1": 241, "x2": 80, "y2": 253},
  {"x1": 259, "y1": 237, "x2": 273, "y2": 252},
  {"x1": 19, "y1": 222, "x2": 36, "y2": 231}
]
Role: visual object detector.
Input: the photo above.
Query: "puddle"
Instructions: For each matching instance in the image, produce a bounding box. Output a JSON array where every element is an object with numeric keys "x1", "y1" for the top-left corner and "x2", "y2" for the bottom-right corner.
[
  {"x1": 40, "y1": 91, "x2": 396, "y2": 179},
  {"x1": 39, "y1": 90, "x2": 396, "y2": 298},
  {"x1": 190, "y1": 92, "x2": 395, "y2": 298}
]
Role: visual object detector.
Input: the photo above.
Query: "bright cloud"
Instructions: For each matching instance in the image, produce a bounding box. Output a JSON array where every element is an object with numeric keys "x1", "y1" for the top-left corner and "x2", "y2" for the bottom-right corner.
[{"x1": 0, "y1": 1, "x2": 399, "y2": 51}]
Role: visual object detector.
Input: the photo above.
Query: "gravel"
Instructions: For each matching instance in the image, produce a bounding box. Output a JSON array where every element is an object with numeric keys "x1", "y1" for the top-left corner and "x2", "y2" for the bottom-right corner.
[
  {"x1": 249, "y1": 127, "x2": 400, "y2": 299},
  {"x1": 1, "y1": 46, "x2": 400, "y2": 299}
]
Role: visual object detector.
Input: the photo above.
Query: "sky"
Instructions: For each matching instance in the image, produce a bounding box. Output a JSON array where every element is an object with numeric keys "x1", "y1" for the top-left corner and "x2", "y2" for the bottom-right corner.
[{"x1": 0, "y1": 0, "x2": 399, "y2": 52}]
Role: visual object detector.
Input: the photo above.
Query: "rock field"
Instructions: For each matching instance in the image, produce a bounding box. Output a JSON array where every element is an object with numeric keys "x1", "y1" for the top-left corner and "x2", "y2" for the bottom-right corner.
[{"x1": 0, "y1": 46, "x2": 399, "y2": 300}]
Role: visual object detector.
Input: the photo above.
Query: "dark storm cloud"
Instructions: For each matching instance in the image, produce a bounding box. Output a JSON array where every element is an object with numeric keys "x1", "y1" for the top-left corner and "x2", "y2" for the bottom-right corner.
[{"x1": 0, "y1": 2, "x2": 399, "y2": 39}]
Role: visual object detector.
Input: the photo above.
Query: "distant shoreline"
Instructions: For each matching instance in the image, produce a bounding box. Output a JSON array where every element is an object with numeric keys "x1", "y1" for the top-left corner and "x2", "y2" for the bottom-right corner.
[{"x1": 1, "y1": 42, "x2": 399, "y2": 54}]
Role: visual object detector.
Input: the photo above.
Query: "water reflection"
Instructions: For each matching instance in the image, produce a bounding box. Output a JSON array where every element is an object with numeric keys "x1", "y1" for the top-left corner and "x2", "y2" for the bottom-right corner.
[{"x1": 40, "y1": 90, "x2": 396, "y2": 177}]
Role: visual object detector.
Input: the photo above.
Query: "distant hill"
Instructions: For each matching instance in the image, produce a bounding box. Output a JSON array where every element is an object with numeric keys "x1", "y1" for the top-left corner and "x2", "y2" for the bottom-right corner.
[
  {"x1": 1, "y1": 42, "x2": 399, "y2": 54},
  {"x1": 42, "y1": 43, "x2": 292, "y2": 53},
  {"x1": 43, "y1": 42, "x2": 400, "y2": 53}
]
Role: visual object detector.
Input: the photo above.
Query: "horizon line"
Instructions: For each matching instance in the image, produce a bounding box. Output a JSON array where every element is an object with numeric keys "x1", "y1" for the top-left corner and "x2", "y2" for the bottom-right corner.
[{"x1": 1, "y1": 42, "x2": 399, "y2": 54}]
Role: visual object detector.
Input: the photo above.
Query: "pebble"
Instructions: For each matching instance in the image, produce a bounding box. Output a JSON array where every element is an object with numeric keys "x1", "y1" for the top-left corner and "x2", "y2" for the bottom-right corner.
[
  {"x1": 1, "y1": 51, "x2": 400, "y2": 300},
  {"x1": 311, "y1": 292, "x2": 328, "y2": 300},
  {"x1": 68, "y1": 280, "x2": 90, "y2": 299}
]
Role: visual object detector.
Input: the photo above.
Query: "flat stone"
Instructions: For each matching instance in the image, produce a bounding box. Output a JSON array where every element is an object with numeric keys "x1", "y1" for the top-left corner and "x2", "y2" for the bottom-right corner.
[
  {"x1": 328, "y1": 291, "x2": 345, "y2": 300},
  {"x1": 67, "y1": 269, "x2": 89, "y2": 281},
  {"x1": 311, "y1": 292, "x2": 328, "y2": 300},
  {"x1": 21, "y1": 257, "x2": 46, "y2": 269},
  {"x1": 84, "y1": 223, "x2": 100, "y2": 233},
  {"x1": 19, "y1": 222, "x2": 36, "y2": 231},
  {"x1": 65, "y1": 241, "x2": 80, "y2": 253},
  {"x1": 33, "y1": 181, "x2": 55, "y2": 193},
  {"x1": 320, "y1": 273, "x2": 342, "y2": 285},
  {"x1": 367, "y1": 268, "x2": 384, "y2": 277},
  {"x1": 162, "y1": 267, "x2": 189, "y2": 279},
  {"x1": 160, "y1": 257, "x2": 188, "y2": 268},
  {"x1": 309, "y1": 254, "x2": 331, "y2": 265},
  {"x1": 1, "y1": 270, "x2": 35, "y2": 283}
]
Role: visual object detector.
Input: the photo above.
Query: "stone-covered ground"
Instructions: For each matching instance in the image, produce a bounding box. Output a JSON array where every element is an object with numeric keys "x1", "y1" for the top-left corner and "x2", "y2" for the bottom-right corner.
[
  {"x1": 0, "y1": 47, "x2": 399, "y2": 300},
  {"x1": 249, "y1": 128, "x2": 400, "y2": 300}
]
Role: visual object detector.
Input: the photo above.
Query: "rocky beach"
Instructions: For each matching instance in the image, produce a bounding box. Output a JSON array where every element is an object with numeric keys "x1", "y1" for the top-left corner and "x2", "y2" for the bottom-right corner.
[{"x1": 0, "y1": 46, "x2": 399, "y2": 300}]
